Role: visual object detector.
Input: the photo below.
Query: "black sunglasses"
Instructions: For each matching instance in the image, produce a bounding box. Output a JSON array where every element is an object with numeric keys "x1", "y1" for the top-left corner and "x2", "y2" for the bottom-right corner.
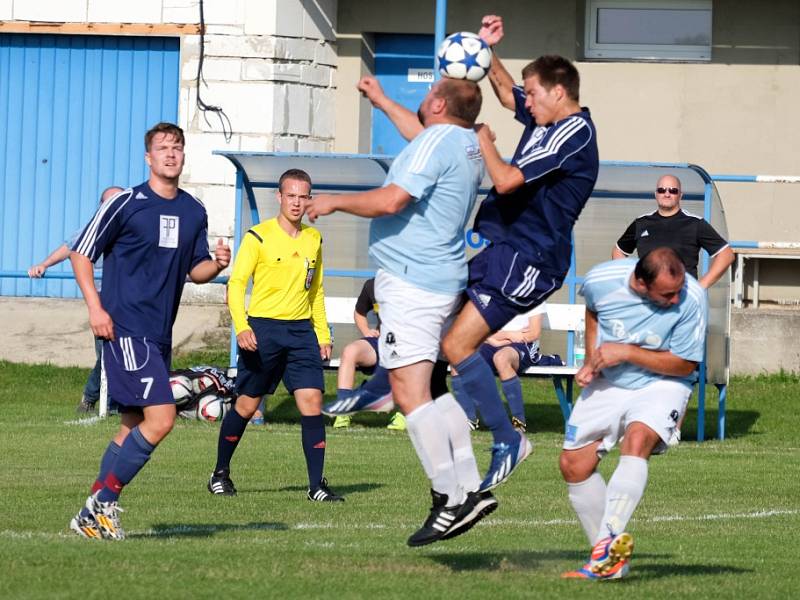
[{"x1": 656, "y1": 187, "x2": 680, "y2": 195}]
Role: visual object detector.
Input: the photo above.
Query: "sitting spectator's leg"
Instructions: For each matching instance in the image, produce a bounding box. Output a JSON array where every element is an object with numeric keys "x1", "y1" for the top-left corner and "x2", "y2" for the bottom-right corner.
[{"x1": 334, "y1": 338, "x2": 378, "y2": 428}]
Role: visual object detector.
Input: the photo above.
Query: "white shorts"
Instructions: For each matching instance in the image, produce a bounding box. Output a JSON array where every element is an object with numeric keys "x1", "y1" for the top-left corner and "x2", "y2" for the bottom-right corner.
[
  {"x1": 562, "y1": 378, "x2": 690, "y2": 456},
  {"x1": 374, "y1": 269, "x2": 462, "y2": 369}
]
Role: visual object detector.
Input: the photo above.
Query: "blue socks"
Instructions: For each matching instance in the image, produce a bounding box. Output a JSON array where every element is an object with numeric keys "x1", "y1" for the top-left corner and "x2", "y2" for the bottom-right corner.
[
  {"x1": 97, "y1": 427, "x2": 155, "y2": 503},
  {"x1": 451, "y1": 374, "x2": 478, "y2": 421},
  {"x1": 362, "y1": 365, "x2": 391, "y2": 397},
  {"x1": 454, "y1": 352, "x2": 517, "y2": 445},
  {"x1": 301, "y1": 415, "x2": 326, "y2": 489},
  {"x1": 215, "y1": 408, "x2": 250, "y2": 474},
  {"x1": 91, "y1": 440, "x2": 121, "y2": 495},
  {"x1": 501, "y1": 376, "x2": 526, "y2": 424}
]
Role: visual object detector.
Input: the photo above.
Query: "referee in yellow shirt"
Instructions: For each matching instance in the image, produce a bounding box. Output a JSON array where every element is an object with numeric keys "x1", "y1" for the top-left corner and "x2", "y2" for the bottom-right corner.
[{"x1": 208, "y1": 169, "x2": 343, "y2": 502}]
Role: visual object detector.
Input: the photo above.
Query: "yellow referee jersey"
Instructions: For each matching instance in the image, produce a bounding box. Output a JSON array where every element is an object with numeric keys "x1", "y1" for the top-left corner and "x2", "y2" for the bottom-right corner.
[{"x1": 228, "y1": 218, "x2": 330, "y2": 344}]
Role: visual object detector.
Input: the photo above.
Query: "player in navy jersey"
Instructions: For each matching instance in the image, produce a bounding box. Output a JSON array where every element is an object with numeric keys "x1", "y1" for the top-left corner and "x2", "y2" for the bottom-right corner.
[
  {"x1": 440, "y1": 15, "x2": 600, "y2": 492},
  {"x1": 68, "y1": 122, "x2": 231, "y2": 540}
]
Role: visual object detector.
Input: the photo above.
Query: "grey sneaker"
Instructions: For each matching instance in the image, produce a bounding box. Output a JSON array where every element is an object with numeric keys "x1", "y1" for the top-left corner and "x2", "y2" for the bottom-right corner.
[{"x1": 84, "y1": 493, "x2": 125, "y2": 540}]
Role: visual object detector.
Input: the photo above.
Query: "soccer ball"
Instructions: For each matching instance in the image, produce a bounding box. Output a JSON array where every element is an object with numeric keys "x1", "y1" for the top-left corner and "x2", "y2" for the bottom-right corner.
[
  {"x1": 198, "y1": 394, "x2": 228, "y2": 422},
  {"x1": 169, "y1": 374, "x2": 194, "y2": 409},
  {"x1": 192, "y1": 373, "x2": 219, "y2": 396},
  {"x1": 437, "y1": 32, "x2": 492, "y2": 82}
]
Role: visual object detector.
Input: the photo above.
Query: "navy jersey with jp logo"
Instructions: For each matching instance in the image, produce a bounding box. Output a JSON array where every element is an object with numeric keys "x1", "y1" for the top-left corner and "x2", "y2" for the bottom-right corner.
[
  {"x1": 72, "y1": 182, "x2": 211, "y2": 344},
  {"x1": 473, "y1": 86, "x2": 599, "y2": 276}
]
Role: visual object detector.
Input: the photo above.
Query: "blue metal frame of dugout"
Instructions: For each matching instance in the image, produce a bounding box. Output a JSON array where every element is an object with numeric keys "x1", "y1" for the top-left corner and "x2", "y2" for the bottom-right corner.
[{"x1": 215, "y1": 152, "x2": 730, "y2": 442}]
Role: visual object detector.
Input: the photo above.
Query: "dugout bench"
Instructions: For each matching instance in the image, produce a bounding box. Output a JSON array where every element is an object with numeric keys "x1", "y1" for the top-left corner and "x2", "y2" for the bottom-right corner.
[
  {"x1": 216, "y1": 152, "x2": 729, "y2": 441},
  {"x1": 324, "y1": 297, "x2": 583, "y2": 422}
]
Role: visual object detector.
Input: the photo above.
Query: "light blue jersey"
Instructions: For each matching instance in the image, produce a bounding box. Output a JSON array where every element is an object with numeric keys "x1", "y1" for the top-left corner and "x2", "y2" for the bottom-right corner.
[
  {"x1": 580, "y1": 258, "x2": 707, "y2": 389},
  {"x1": 369, "y1": 124, "x2": 484, "y2": 294}
]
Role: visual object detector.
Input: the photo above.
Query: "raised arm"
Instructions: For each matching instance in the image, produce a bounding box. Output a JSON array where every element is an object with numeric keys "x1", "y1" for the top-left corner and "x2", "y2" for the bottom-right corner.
[
  {"x1": 358, "y1": 76, "x2": 423, "y2": 142},
  {"x1": 307, "y1": 184, "x2": 413, "y2": 221},
  {"x1": 478, "y1": 15, "x2": 516, "y2": 111},
  {"x1": 29, "y1": 243, "x2": 71, "y2": 277}
]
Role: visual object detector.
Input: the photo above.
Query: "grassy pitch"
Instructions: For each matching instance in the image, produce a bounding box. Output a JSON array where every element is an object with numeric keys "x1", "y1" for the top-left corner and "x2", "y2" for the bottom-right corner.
[{"x1": 0, "y1": 355, "x2": 798, "y2": 599}]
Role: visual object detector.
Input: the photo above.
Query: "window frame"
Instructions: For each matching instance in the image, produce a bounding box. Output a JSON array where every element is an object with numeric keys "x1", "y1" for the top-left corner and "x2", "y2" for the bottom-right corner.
[{"x1": 584, "y1": 0, "x2": 712, "y2": 61}]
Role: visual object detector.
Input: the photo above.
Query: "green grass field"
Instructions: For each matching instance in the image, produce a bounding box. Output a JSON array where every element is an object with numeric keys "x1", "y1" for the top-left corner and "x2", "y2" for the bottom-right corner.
[{"x1": 1, "y1": 352, "x2": 798, "y2": 599}]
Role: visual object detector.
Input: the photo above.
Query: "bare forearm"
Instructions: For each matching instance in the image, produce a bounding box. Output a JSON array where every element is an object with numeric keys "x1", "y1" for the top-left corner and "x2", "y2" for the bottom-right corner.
[
  {"x1": 478, "y1": 133, "x2": 523, "y2": 194},
  {"x1": 70, "y1": 252, "x2": 102, "y2": 310},
  {"x1": 189, "y1": 259, "x2": 224, "y2": 283},
  {"x1": 624, "y1": 346, "x2": 697, "y2": 377},
  {"x1": 486, "y1": 52, "x2": 516, "y2": 110},
  {"x1": 699, "y1": 247, "x2": 734, "y2": 288},
  {"x1": 374, "y1": 97, "x2": 424, "y2": 141},
  {"x1": 354, "y1": 313, "x2": 372, "y2": 337},
  {"x1": 329, "y1": 185, "x2": 411, "y2": 218},
  {"x1": 44, "y1": 244, "x2": 71, "y2": 268}
]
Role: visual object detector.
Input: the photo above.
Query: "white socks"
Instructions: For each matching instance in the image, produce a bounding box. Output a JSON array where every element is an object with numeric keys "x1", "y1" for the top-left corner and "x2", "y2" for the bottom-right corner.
[
  {"x1": 434, "y1": 393, "x2": 481, "y2": 494},
  {"x1": 594, "y1": 455, "x2": 649, "y2": 544},
  {"x1": 405, "y1": 401, "x2": 462, "y2": 504},
  {"x1": 567, "y1": 472, "x2": 607, "y2": 545}
]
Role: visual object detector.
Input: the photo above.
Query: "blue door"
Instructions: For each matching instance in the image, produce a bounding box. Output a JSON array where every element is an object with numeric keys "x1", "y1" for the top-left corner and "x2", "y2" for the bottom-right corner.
[
  {"x1": 372, "y1": 34, "x2": 434, "y2": 156},
  {"x1": 0, "y1": 33, "x2": 180, "y2": 298}
]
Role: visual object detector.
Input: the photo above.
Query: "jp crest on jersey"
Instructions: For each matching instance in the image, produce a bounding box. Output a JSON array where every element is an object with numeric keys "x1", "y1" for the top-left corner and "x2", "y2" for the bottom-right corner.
[
  {"x1": 437, "y1": 32, "x2": 492, "y2": 82},
  {"x1": 198, "y1": 394, "x2": 229, "y2": 422}
]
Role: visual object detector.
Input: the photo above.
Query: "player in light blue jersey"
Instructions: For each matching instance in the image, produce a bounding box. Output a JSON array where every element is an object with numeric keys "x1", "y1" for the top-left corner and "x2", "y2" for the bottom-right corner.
[
  {"x1": 560, "y1": 248, "x2": 707, "y2": 580},
  {"x1": 309, "y1": 76, "x2": 497, "y2": 547}
]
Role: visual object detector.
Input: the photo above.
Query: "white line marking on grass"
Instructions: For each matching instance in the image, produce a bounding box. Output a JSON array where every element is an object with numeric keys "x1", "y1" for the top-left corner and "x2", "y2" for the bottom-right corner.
[
  {"x1": 648, "y1": 509, "x2": 800, "y2": 523},
  {"x1": 2, "y1": 509, "x2": 797, "y2": 541},
  {"x1": 64, "y1": 416, "x2": 103, "y2": 426}
]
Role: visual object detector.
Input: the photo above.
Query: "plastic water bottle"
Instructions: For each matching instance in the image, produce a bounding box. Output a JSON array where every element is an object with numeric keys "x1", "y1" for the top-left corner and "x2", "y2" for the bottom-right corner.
[{"x1": 574, "y1": 318, "x2": 585, "y2": 367}]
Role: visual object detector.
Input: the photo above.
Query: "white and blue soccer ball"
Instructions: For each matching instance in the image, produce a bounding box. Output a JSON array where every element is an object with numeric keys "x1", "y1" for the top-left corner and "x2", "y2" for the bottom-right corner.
[{"x1": 437, "y1": 32, "x2": 492, "y2": 82}]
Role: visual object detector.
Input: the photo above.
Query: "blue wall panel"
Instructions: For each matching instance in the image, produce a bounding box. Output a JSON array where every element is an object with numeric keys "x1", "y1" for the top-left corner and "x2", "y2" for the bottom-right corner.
[
  {"x1": 0, "y1": 33, "x2": 180, "y2": 298},
  {"x1": 372, "y1": 34, "x2": 434, "y2": 156}
]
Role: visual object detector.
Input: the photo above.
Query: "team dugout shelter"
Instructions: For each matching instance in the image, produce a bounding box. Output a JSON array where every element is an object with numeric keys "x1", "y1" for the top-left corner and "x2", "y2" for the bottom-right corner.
[{"x1": 217, "y1": 152, "x2": 730, "y2": 441}]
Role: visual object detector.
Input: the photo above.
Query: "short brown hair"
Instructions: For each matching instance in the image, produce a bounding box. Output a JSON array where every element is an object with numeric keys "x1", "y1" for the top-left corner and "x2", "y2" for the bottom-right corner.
[
  {"x1": 522, "y1": 55, "x2": 580, "y2": 102},
  {"x1": 145, "y1": 122, "x2": 185, "y2": 151},
  {"x1": 435, "y1": 79, "x2": 482, "y2": 126},
  {"x1": 635, "y1": 247, "x2": 685, "y2": 286},
  {"x1": 278, "y1": 169, "x2": 312, "y2": 192}
]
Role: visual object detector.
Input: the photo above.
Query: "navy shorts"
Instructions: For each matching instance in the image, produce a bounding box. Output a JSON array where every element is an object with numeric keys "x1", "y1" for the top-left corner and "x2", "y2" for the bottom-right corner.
[
  {"x1": 479, "y1": 342, "x2": 539, "y2": 373},
  {"x1": 466, "y1": 242, "x2": 563, "y2": 332},
  {"x1": 359, "y1": 336, "x2": 380, "y2": 375},
  {"x1": 236, "y1": 317, "x2": 324, "y2": 397},
  {"x1": 103, "y1": 337, "x2": 173, "y2": 410}
]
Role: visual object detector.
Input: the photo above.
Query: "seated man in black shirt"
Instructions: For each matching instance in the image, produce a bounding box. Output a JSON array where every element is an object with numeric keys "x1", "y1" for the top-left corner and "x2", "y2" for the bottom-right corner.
[{"x1": 612, "y1": 173, "x2": 734, "y2": 445}]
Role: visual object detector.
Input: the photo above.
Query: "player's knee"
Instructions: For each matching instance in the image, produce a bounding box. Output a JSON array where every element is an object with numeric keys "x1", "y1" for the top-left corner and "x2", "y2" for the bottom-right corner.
[
  {"x1": 493, "y1": 357, "x2": 513, "y2": 379},
  {"x1": 441, "y1": 335, "x2": 460, "y2": 364},
  {"x1": 147, "y1": 415, "x2": 175, "y2": 442},
  {"x1": 340, "y1": 343, "x2": 359, "y2": 366},
  {"x1": 559, "y1": 452, "x2": 588, "y2": 482}
]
